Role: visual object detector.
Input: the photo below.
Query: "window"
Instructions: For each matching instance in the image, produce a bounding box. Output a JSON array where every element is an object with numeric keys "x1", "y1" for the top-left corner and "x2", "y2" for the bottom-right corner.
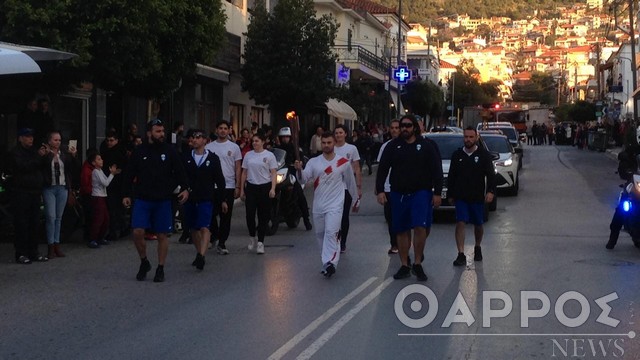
[
  {"x1": 229, "y1": 103, "x2": 245, "y2": 137},
  {"x1": 250, "y1": 107, "x2": 265, "y2": 127},
  {"x1": 226, "y1": 0, "x2": 243, "y2": 8}
]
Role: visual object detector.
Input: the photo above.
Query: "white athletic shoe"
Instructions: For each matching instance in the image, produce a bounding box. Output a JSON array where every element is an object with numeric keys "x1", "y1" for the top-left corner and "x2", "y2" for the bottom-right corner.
[
  {"x1": 248, "y1": 237, "x2": 257, "y2": 251},
  {"x1": 256, "y1": 242, "x2": 265, "y2": 254}
]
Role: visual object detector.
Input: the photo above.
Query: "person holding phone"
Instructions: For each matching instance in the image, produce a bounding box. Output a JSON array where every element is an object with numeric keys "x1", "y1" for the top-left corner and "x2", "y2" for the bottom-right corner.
[
  {"x1": 41, "y1": 131, "x2": 78, "y2": 259},
  {"x1": 122, "y1": 119, "x2": 190, "y2": 282}
]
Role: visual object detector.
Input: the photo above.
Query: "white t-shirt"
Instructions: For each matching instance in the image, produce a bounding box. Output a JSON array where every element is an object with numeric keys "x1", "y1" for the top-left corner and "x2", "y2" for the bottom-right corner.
[
  {"x1": 242, "y1": 150, "x2": 278, "y2": 185},
  {"x1": 205, "y1": 139, "x2": 242, "y2": 189},
  {"x1": 298, "y1": 154, "x2": 357, "y2": 214},
  {"x1": 334, "y1": 143, "x2": 360, "y2": 162},
  {"x1": 377, "y1": 140, "x2": 392, "y2": 193}
]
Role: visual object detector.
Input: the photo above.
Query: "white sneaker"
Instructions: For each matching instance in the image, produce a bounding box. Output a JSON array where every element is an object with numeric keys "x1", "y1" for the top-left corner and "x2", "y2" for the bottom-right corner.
[
  {"x1": 256, "y1": 242, "x2": 265, "y2": 254},
  {"x1": 248, "y1": 237, "x2": 257, "y2": 251}
]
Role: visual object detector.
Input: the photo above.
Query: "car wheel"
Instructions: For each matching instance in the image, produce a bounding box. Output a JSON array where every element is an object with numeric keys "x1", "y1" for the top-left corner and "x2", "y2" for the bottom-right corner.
[{"x1": 507, "y1": 175, "x2": 519, "y2": 196}]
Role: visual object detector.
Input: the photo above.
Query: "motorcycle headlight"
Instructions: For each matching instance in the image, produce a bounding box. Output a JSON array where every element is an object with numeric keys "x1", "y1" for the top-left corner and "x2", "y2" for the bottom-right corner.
[
  {"x1": 276, "y1": 168, "x2": 288, "y2": 184},
  {"x1": 496, "y1": 159, "x2": 513, "y2": 167}
]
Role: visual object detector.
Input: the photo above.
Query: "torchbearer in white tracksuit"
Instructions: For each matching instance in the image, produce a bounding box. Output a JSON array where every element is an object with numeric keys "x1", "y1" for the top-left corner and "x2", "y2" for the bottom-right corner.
[{"x1": 294, "y1": 132, "x2": 358, "y2": 277}]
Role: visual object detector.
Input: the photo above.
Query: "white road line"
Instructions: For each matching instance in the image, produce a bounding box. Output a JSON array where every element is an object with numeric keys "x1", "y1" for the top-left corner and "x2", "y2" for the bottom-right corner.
[
  {"x1": 295, "y1": 277, "x2": 395, "y2": 360},
  {"x1": 267, "y1": 277, "x2": 378, "y2": 360}
]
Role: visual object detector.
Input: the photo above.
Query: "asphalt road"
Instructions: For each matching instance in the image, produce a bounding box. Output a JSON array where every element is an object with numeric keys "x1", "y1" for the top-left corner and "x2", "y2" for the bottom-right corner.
[{"x1": 1, "y1": 144, "x2": 640, "y2": 359}]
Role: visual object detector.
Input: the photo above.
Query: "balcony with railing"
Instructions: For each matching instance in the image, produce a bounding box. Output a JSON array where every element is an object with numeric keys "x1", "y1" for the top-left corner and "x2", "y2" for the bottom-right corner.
[{"x1": 333, "y1": 45, "x2": 390, "y2": 76}]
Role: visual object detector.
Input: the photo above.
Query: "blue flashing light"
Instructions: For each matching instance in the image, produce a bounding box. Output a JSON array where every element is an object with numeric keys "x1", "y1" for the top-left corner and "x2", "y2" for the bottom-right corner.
[{"x1": 623, "y1": 200, "x2": 632, "y2": 212}]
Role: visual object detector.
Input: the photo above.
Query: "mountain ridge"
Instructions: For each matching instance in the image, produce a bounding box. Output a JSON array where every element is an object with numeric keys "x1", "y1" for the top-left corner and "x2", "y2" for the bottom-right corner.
[{"x1": 370, "y1": 0, "x2": 588, "y2": 24}]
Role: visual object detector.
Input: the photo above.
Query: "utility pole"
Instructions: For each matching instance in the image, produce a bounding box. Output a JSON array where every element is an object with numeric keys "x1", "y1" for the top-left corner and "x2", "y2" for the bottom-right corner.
[
  {"x1": 397, "y1": 0, "x2": 402, "y2": 112},
  {"x1": 596, "y1": 41, "x2": 601, "y2": 101},
  {"x1": 628, "y1": 0, "x2": 638, "y2": 121}
]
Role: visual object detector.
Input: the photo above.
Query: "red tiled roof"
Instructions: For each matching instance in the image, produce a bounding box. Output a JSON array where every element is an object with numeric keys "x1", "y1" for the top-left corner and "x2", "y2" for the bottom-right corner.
[
  {"x1": 440, "y1": 60, "x2": 456, "y2": 69},
  {"x1": 335, "y1": 0, "x2": 395, "y2": 14},
  {"x1": 513, "y1": 71, "x2": 531, "y2": 80}
]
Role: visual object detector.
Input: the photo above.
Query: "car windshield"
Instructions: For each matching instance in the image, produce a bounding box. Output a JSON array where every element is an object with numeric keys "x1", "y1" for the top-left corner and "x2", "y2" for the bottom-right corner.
[
  {"x1": 487, "y1": 127, "x2": 517, "y2": 141},
  {"x1": 483, "y1": 136, "x2": 511, "y2": 153},
  {"x1": 424, "y1": 136, "x2": 462, "y2": 160}
]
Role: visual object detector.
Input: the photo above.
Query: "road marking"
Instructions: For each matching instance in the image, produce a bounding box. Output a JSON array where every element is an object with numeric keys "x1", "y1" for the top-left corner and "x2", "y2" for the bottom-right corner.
[
  {"x1": 295, "y1": 277, "x2": 394, "y2": 360},
  {"x1": 267, "y1": 276, "x2": 378, "y2": 360}
]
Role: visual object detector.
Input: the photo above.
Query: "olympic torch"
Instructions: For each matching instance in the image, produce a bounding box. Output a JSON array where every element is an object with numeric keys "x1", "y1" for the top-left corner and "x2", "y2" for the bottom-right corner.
[{"x1": 286, "y1": 111, "x2": 300, "y2": 162}]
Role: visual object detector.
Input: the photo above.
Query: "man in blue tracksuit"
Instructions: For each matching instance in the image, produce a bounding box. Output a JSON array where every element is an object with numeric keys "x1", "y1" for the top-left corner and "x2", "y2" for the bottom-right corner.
[
  {"x1": 182, "y1": 129, "x2": 226, "y2": 270},
  {"x1": 448, "y1": 127, "x2": 496, "y2": 266},
  {"x1": 123, "y1": 119, "x2": 190, "y2": 282}
]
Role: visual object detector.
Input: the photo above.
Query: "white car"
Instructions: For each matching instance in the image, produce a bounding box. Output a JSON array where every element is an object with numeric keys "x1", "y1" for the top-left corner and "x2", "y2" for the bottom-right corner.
[{"x1": 481, "y1": 133, "x2": 520, "y2": 196}]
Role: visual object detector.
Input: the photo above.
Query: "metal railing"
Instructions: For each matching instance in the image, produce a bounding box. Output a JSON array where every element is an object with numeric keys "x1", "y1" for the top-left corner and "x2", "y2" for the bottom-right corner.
[{"x1": 333, "y1": 45, "x2": 389, "y2": 75}]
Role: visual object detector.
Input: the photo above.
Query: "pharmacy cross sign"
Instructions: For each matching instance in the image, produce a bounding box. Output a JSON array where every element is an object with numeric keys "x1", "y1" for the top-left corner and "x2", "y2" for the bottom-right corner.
[{"x1": 393, "y1": 66, "x2": 411, "y2": 84}]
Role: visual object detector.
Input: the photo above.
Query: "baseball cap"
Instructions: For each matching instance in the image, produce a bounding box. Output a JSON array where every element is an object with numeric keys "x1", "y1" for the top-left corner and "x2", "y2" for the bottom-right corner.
[{"x1": 17, "y1": 128, "x2": 34, "y2": 137}]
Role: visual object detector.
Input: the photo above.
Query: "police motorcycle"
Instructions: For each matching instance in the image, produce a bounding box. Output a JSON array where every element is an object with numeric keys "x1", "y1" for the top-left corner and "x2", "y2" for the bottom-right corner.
[
  {"x1": 616, "y1": 150, "x2": 640, "y2": 248},
  {"x1": 266, "y1": 146, "x2": 303, "y2": 236}
]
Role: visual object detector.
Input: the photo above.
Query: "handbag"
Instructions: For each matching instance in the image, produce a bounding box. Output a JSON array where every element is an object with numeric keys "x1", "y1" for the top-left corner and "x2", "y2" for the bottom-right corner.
[{"x1": 66, "y1": 189, "x2": 78, "y2": 208}]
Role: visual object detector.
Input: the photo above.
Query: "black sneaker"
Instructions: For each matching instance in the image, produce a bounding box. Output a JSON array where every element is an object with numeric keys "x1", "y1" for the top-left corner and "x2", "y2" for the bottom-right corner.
[
  {"x1": 321, "y1": 262, "x2": 336, "y2": 278},
  {"x1": 178, "y1": 233, "x2": 190, "y2": 244},
  {"x1": 304, "y1": 217, "x2": 313, "y2": 231},
  {"x1": 412, "y1": 264, "x2": 428, "y2": 282},
  {"x1": 393, "y1": 265, "x2": 411, "y2": 279},
  {"x1": 195, "y1": 254, "x2": 205, "y2": 270},
  {"x1": 136, "y1": 258, "x2": 151, "y2": 281},
  {"x1": 153, "y1": 266, "x2": 165, "y2": 282},
  {"x1": 474, "y1": 246, "x2": 482, "y2": 261},
  {"x1": 453, "y1": 253, "x2": 466, "y2": 266},
  {"x1": 191, "y1": 254, "x2": 199, "y2": 267},
  {"x1": 605, "y1": 239, "x2": 616, "y2": 250}
]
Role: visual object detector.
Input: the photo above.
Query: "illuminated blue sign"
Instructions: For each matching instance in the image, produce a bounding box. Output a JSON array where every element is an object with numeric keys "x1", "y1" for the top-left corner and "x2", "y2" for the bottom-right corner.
[{"x1": 393, "y1": 66, "x2": 411, "y2": 84}]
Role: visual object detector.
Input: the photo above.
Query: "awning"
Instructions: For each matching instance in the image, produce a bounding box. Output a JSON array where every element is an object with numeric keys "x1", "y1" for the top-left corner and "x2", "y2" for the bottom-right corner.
[
  {"x1": 0, "y1": 42, "x2": 76, "y2": 61},
  {"x1": 0, "y1": 41, "x2": 77, "y2": 75},
  {"x1": 195, "y1": 63, "x2": 230, "y2": 83},
  {"x1": 0, "y1": 48, "x2": 41, "y2": 75},
  {"x1": 326, "y1": 98, "x2": 357, "y2": 120}
]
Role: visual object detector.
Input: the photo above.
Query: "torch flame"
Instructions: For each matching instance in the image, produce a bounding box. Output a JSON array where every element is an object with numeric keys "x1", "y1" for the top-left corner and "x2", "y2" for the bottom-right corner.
[{"x1": 286, "y1": 111, "x2": 296, "y2": 121}]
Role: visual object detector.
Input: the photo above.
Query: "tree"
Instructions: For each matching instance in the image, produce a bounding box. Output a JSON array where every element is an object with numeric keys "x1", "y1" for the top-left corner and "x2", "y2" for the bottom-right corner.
[
  {"x1": 241, "y1": 0, "x2": 338, "y2": 123},
  {"x1": 448, "y1": 59, "x2": 498, "y2": 115},
  {"x1": 475, "y1": 24, "x2": 493, "y2": 41},
  {"x1": 512, "y1": 71, "x2": 556, "y2": 104},
  {"x1": 0, "y1": 0, "x2": 226, "y2": 99},
  {"x1": 403, "y1": 80, "x2": 445, "y2": 125}
]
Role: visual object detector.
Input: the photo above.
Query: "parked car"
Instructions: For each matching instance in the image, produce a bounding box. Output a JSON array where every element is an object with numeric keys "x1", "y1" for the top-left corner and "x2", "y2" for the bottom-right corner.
[
  {"x1": 430, "y1": 126, "x2": 463, "y2": 133},
  {"x1": 477, "y1": 123, "x2": 523, "y2": 169},
  {"x1": 423, "y1": 133, "x2": 499, "y2": 219},
  {"x1": 480, "y1": 133, "x2": 520, "y2": 196}
]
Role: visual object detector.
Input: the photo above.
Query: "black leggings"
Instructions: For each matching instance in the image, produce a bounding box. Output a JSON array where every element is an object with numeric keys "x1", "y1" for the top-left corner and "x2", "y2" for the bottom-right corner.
[
  {"x1": 340, "y1": 190, "x2": 352, "y2": 248},
  {"x1": 245, "y1": 183, "x2": 271, "y2": 242}
]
